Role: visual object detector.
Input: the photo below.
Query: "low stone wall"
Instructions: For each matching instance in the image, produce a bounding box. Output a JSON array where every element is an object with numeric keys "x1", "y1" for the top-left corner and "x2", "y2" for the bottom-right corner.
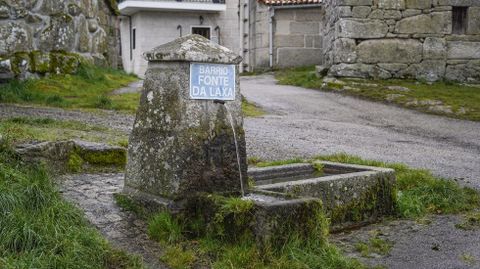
[
  {"x1": 323, "y1": 0, "x2": 480, "y2": 83},
  {"x1": 0, "y1": 0, "x2": 119, "y2": 80}
]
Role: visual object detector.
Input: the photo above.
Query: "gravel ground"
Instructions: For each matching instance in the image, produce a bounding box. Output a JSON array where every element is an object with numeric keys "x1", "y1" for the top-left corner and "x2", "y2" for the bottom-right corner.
[
  {"x1": 331, "y1": 214, "x2": 480, "y2": 269},
  {"x1": 60, "y1": 173, "x2": 167, "y2": 269},
  {"x1": 241, "y1": 75, "x2": 480, "y2": 189},
  {"x1": 0, "y1": 103, "x2": 134, "y2": 133}
]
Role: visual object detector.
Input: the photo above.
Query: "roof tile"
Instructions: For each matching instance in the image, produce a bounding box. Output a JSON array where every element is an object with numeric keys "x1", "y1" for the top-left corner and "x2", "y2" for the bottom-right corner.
[{"x1": 259, "y1": 0, "x2": 322, "y2": 6}]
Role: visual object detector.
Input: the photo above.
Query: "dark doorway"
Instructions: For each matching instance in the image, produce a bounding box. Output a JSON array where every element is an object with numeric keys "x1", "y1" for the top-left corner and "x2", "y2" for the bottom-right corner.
[{"x1": 192, "y1": 27, "x2": 211, "y2": 39}]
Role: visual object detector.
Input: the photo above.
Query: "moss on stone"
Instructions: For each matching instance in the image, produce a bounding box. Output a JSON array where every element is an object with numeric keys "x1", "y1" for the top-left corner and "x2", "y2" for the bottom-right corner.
[
  {"x1": 81, "y1": 150, "x2": 126, "y2": 167},
  {"x1": 328, "y1": 178, "x2": 396, "y2": 227},
  {"x1": 67, "y1": 151, "x2": 84, "y2": 172},
  {"x1": 11, "y1": 52, "x2": 30, "y2": 75}
]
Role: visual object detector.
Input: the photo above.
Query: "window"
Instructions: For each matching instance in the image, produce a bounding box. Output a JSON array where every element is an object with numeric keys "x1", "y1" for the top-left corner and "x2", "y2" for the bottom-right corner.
[
  {"x1": 452, "y1": 7, "x2": 468, "y2": 34},
  {"x1": 192, "y1": 27, "x2": 211, "y2": 40},
  {"x1": 132, "y1": 28, "x2": 136, "y2": 50}
]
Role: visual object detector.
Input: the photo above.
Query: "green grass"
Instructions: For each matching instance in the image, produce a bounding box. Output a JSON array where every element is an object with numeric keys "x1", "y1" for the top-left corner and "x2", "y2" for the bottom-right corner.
[
  {"x1": 120, "y1": 194, "x2": 365, "y2": 269},
  {"x1": 0, "y1": 64, "x2": 139, "y2": 113},
  {"x1": 0, "y1": 141, "x2": 143, "y2": 268},
  {"x1": 0, "y1": 116, "x2": 128, "y2": 146},
  {"x1": 276, "y1": 66, "x2": 480, "y2": 121},
  {"x1": 242, "y1": 96, "x2": 265, "y2": 117},
  {"x1": 148, "y1": 217, "x2": 365, "y2": 269},
  {"x1": 249, "y1": 153, "x2": 480, "y2": 219},
  {"x1": 354, "y1": 234, "x2": 393, "y2": 258},
  {"x1": 455, "y1": 212, "x2": 480, "y2": 230}
]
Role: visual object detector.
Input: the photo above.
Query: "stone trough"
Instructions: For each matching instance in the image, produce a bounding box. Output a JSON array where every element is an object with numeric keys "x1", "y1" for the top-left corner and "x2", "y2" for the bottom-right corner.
[{"x1": 247, "y1": 161, "x2": 396, "y2": 231}]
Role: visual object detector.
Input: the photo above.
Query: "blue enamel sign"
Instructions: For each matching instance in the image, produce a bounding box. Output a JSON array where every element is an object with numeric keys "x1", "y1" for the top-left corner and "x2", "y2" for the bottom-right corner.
[{"x1": 189, "y1": 63, "x2": 236, "y2": 101}]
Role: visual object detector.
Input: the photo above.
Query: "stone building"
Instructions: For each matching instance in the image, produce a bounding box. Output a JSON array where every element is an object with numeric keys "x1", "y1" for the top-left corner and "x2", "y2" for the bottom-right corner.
[
  {"x1": 0, "y1": 0, "x2": 120, "y2": 80},
  {"x1": 321, "y1": 0, "x2": 480, "y2": 82},
  {"x1": 118, "y1": 0, "x2": 240, "y2": 77},
  {"x1": 244, "y1": 0, "x2": 325, "y2": 70}
]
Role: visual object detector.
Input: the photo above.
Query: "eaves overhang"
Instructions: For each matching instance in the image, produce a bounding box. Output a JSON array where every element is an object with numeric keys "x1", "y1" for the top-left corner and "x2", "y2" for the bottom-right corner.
[{"x1": 118, "y1": 0, "x2": 226, "y2": 15}]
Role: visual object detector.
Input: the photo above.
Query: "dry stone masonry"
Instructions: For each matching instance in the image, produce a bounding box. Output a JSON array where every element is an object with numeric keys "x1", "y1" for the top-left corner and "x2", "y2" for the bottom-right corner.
[
  {"x1": 321, "y1": 0, "x2": 480, "y2": 82},
  {"x1": 0, "y1": 0, "x2": 119, "y2": 80}
]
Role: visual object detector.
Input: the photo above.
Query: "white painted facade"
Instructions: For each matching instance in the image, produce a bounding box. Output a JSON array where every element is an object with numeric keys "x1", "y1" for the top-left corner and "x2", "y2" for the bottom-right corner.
[{"x1": 119, "y1": 0, "x2": 240, "y2": 77}]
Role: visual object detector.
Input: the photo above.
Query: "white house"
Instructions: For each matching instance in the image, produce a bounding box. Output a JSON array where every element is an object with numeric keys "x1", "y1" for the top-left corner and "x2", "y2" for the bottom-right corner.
[
  {"x1": 118, "y1": 0, "x2": 242, "y2": 77},
  {"x1": 118, "y1": 0, "x2": 325, "y2": 77}
]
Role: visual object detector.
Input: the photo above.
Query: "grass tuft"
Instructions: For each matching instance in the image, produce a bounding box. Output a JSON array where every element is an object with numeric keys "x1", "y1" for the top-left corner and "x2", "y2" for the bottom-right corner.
[
  {"x1": 242, "y1": 96, "x2": 265, "y2": 117},
  {"x1": 0, "y1": 116, "x2": 128, "y2": 146},
  {"x1": 0, "y1": 64, "x2": 139, "y2": 113},
  {"x1": 0, "y1": 140, "x2": 143, "y2": 268},
  {"x1": 148, "y1": 212, "x2": 184, "y2": 244}
]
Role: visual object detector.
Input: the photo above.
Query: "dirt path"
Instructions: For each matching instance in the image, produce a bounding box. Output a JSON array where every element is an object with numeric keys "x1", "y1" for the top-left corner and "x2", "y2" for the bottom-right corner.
[{"x1": 60, "y1": 173, "x2": 166, "y2": 269}]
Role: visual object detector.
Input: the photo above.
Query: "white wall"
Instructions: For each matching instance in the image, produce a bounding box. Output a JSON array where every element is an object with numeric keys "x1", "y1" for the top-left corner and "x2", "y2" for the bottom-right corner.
[{"x1": 120, "y1": 1, "x2": 239, "y2": 78}]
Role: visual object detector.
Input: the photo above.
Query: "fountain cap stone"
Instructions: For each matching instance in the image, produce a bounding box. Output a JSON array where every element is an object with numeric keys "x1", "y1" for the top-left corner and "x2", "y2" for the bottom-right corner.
[{"x1": 144, "y1": 34, "x2": 242, "y2": 64}]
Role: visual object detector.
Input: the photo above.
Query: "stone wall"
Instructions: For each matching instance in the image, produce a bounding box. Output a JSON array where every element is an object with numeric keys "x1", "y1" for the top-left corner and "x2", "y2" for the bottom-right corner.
[
  {"x1": 273, "y1": 7, "x2": 324, "y2": 68},
  {"x1": 247, "y1": 3, "x2": 325, "y2": 70},
  {"x1": 0, "y1": 0, "x2": 119, "y2": 80},
  {"x1": 323, "y1": 0, "x2": 480, "y2": 83}
]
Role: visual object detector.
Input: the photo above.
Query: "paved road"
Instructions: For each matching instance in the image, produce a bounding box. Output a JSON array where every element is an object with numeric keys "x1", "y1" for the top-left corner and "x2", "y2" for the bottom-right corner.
[{"x1": 241, "y1": 75, "x2": 480, "y2": 189}]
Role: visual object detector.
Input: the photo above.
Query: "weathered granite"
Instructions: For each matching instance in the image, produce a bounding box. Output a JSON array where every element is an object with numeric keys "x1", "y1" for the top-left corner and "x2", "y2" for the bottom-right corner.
[
  {"x1": 0, "y1": 0, "x2": 119, "y2": 79},
  {"x1": 144, "y1": 35, "x2": 242, "y2": 64},
  {"x1": 356, "y1": 39, "x2": 423, "y2": 64},
  {"x1": 319, "y1": 0, "x2": 480, "y2": 82},
  {"x1": 125, "y1": 36, "x2": 247, "y2": 205}
]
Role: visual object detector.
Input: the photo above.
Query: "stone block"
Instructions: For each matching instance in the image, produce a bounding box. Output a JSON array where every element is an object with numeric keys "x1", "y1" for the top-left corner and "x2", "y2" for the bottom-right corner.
[
  {"x1": 274, "y1": 34, "x2": 305, "y2": 47},
  {"x1": 402, "y1": 9, "x2": 422, "y2": 17},
  {"x1": 395, "y1": 12, "x2": 451, "y2": 34},
  {"x1": 336, "y1": 19, "x2": 388, "y2": 38},
  {"x1": 295, "y1": 8, "x2": 324, "y2": 21},
  {"x1": 423, "y1": 37, "x2": 446, "y2": 59},
  {"x1": 405, "y1": 0, "x2": 431, "y2": 9},
  {"x1": 377, "y1": 0, "x2": 406, "y2": 10},
  {"x1": 338, "y1": 6, "x2": 352, "y2": 17},
  {"x1": 276, "y1": 48, "x2": 323, "y2": 68},
  {"x1": 338, "y1": 0, "x2": 373, "y2": 5},
  {"x1": 368, "y1": 9, "x2": 384, "y2": 19},
  {"x1": 305, "y1": 35, "x2": 323, "y2": 48},
  {"x1": 333, "y1": 38, "x2": 357, "y2": 63},
  {"x1": 0, "y1": 22, "x2": 32, "y2": 55},
  {"x1": 445, "y1": 60, "x2": 480, "y2": 83},
  {"x1": 352, "y1": 6, "x2": 372, "y2": 18},
  {"x1": 39, "y1": 13, "x2": 75, "y2": 51},
  {"x1": 404, "y1": 60, "x2": 446, "y2": 82},
  {"x1": 384, "y1": 10, "x2": 402, "y2": 19},
  {"x1": 357, "y1": 39, "x2": 423, "y2": 64},
  {"x1": 378, "y1": 63, "x2": 409, "y2": 72},
  {"x1": 275, "y1": 20, "x2": 290, "y2": 35},
  {"x1": 447, "y1": 41, "x2": 480, "y2": 59},
  {"x1": 329, "y1": 63, "x2": 392, "y2": 79},
  {"x1": 467, "y1": 7, "x2": 480, "y2": 35},
  {"x1": 274, "y1": 9, "x2": 295, "y2": 20},
  {"x1": 290, "y1": 22, "x2": 319, "y2": 34}
]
